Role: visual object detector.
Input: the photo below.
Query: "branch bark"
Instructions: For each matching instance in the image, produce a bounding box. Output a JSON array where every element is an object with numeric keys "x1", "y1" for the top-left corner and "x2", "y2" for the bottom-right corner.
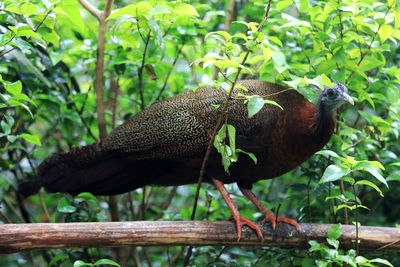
[{"x1": 1, "y1": 222, "x2": 399, "y2": 254}]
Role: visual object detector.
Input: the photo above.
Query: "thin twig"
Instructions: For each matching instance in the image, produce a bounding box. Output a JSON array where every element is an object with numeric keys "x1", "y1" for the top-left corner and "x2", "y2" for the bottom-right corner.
[
  {"x1": 307, "y1": 177, "x2": 312, "y2": 223},
  {"x1": 34, "y1": 6, "x2": 55, "y2": 32},
  {"x1": 0, "y1": 46, "x2": 17, "y2": 57},
  {"x1": 127, "y1": 192, "x2": 136, "y2": 220},
  {"x1": 139, "y1": 31, "x2": 151, "y2": 110},
  {"x1": 39, "y1": 191, "x2": 51, "y2": 223},
  {"x1": 328, "y1": 183, "x2": 333, "y2": 224},
  {"x1": 343, "y1": 136, "x2": 367, "y2": 151},
  {"x1": 339, "y1": 180, "x2": 349, "y2": 224},
  {"x1": 155, "y1": 186, "x2": 178, "y2": 220},
  {"x1": 155, "y1": 41, "x2": 185, "y2": 102},
  {"x1": 352, "y1": 183, "x2": 359, "y2": 256}
]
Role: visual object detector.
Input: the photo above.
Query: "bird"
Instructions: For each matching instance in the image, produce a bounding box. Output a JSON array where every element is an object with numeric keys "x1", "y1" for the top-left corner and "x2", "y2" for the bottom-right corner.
[{"x1": 18, "y1": 80, "x2": 353, "y2": 240}]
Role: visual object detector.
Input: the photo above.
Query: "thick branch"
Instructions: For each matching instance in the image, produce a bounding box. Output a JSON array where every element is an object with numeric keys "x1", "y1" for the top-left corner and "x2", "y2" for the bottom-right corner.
[{"x1": 0, "y1": 222, "x2": 399, "y2": 254}]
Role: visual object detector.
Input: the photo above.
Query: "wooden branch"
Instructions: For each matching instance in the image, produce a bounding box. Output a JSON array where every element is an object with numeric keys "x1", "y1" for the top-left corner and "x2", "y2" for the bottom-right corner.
[
  {"x1": 1, "y1": 221, "x2": 399, "y2": 254},
  {"x1": 78, "y1": 0, "x2": 101, "y2": 20}
]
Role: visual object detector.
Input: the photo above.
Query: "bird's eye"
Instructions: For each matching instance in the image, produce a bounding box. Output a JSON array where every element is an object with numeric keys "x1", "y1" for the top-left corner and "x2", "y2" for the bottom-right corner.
[{"x1": 327, "y1": 89, "x2": 334, "y2": 96}]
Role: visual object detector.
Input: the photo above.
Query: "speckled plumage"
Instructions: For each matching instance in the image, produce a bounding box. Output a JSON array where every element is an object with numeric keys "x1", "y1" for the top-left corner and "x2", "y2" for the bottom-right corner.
[{"x1": 19, "y1": 80, "x2": 350, "y2": 197}]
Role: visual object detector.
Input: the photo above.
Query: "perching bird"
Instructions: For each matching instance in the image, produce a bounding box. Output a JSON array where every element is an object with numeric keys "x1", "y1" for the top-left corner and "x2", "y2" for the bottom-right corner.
[{"x1": 19, "y1": 80, "x2": 353, "y2": 239}]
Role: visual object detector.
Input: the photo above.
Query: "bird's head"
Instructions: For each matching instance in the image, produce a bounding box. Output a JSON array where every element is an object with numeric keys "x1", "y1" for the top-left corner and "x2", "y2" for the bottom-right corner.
[{"x1": 319, "y1": 82, "x2": 354, "y2": 112}]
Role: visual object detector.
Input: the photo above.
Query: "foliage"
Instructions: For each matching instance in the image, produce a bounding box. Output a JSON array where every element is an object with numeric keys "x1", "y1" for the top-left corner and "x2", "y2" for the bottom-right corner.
[{"x1": 1, "y1": 0, "x2": 400, "y2": 266}]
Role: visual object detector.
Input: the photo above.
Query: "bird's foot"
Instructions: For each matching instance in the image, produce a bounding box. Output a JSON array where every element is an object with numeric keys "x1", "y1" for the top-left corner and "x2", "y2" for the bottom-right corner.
[
  {"x1": 232, "y1": 214, "x2": 263, "y2": 241},
  {"x1": 261, "y1": 213, "x2": 301, "y2": 230}
]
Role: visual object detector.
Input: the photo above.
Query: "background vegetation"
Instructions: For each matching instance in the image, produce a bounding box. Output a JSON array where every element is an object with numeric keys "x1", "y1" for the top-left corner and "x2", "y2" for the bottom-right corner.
[{"x1": 0, "y1": 0, "x2": 399, "y2": 266}]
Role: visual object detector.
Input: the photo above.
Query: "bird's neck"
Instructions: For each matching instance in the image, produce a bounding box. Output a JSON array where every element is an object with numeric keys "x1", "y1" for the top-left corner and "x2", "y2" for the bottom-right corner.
[{"x1": 313, "y1": 101, "x2": 336, "y2": 138}]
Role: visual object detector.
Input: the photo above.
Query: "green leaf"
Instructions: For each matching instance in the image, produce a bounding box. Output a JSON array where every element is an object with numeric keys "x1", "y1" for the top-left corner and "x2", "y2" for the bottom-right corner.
[
  {"x1": 247, "y1": 96, "x2": 264, "y2": 118},
  {"x1": 7, "y1": 135, "x2": 17, "y2": 143},
  {"x1": 265, "y1": 99, "x2": 283, "y2": 110},
  {"x1": 266, "y1": 36, "x2": 282, "y2": 47},
  {"x1": 317, "y1": 59, "x2": 336, "y2": 75},
  {"x1": 7, "y1": 99, "x2": 33, "y2": 118},
  {"x1": 320, "y1": 165, "x2": 350, "y2": 184},
  {"x1": 20, "y1": 2, "x2": 37, "y2": 15},
  {"x1": 94, "y1": 259, "x2": 120, "y2": 266},
  {"x1": 327, "y1": 238, "x2": 339, "y2": 249},
  {"x1": 277, "y1": 0, "x2": 293, "y2": 11},
  {"x1": 230, "y1": 33, "x2": 247, "y2": 42},
  {"x1": 299, "y1": 0, "x2": 309, "y2": 12},
  {"x1": 5, "y1": 4, "x2": 23, "y2": 14},
  {"x1": 4, "y1": 81, "x2": 22, "y2": 95},
  {"x1": 335, "y1": 255, "x2": 357, "y2": 267},
  {"x1": 49, "y1": 253, "x2": 68, "y2": 266},
  {"x1": 214, "y1": 59, "x2": 242, "y2": 70},
  {"x1": 246, "y1": 39, "x2": 257, "y2": 50},
  {"x1": 281, "y1": 20, "x2": 311, "y2": 28},
  {"x1": 107, "y1": 4, "x2": 137, "y2": 20},
  {"x1": 0, "y1": 121, "x2": 11, "y2": 137},
  {"x1": 57, "y1": 197, "x2": 77, "y2": 213},
  {"x1": 173, "y1": 3, "x2": 199, "y2": 17},
  {"x1": 332, "y1": 48, "x2": 346, "y2": 65},
  {"x1": 271, "y1": 52, "x2": 288, "y2": 73},
  {"x1": 73, "y1": 260, "x2": 91, "y2": 267},
  {"x1": 378, "y1": 24, "x2": 393, "y2": 42},
  {"x1": 369, "y1": 258, "x2": 394, "y2": 267},
  {"x1": 359, "y1": 56, "x2": 383, "y2": 71},
  {"x1": 327, "y1": 223, "x2": 343, "y2": 240},
  {"x1": 321, "y1": 74, "x2": 334, "y2": 87},
  {"x1": 206, "y1": 31, "x2": 231, "y2": 41},
  {"x1": 305, "y1": 76, "x2": 324, "y2": 90},
  {"x1": 355, "y1": 180, "x2": 384, "y2": 197},
  {"x1": 76, "y1": 192, "x2": 98, "y2": 203},
  {"x1": 19, "y1": 134, "x2": 41, "y2": 146},
  {"x1": 354, "y1": 162, "x2": 388, "y2": 188},
  {"x1": 149, "y1": 5, "x2": 170, "y2": 15},
  {"x1": 227, "y1": 124, "x2": 236, "y2": 154},
  {"x1": 316, "y1": 150, "x2": 340, "y2": 158},
  {"x1": 396, "y1": 9, "x2": 400, "y2": 29},
  {"x1": 136, "y1": 1, "x2": 153, "y2": 16},
  {"x1": 59, "y1": 4, "x2": 85, "y2": 35},
  {"x1": 148, "y1": 18, "x2": 164, "y2": 51},
  {"x1": 236, "y1": 149, "x2": 257, "y2": 164}
]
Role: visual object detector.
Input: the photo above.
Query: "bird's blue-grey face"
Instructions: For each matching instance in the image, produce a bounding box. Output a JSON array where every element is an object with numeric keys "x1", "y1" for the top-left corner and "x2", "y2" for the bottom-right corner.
[{"x1": 320, "y1": 82, "x2": 354, "y2": 111}]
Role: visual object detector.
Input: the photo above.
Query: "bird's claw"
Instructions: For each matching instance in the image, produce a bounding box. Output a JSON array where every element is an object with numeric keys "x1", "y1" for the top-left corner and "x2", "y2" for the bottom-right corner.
[
  {"x1": 233, "y1": 214, "x2": 263, "y2": 241},
  {"x1": 261, "y1": 213, "x2": 301, "y2": 230}
]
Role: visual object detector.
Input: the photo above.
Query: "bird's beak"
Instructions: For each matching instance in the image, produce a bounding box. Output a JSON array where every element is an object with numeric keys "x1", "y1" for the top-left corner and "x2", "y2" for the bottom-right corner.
[{"x1": 343, "y1": 93, "x2": 354, "y2": 105}]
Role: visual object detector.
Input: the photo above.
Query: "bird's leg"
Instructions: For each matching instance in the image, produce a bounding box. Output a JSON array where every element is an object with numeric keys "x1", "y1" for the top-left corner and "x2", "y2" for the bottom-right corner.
[
  {"x1": 212, "y1": 178, "x2": 263, "y2": 241},
  {"x1": 239, "y1": 187, "x2": 300, "y2": 230}
]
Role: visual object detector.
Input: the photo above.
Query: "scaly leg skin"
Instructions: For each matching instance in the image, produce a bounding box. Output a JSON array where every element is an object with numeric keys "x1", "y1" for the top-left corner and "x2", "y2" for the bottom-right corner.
[
  {"x1": 212, "y1": 178, "x2": 263, "y2": 241},
  {"x1": 239, "y1": 187, "x2": 301, "y2": 230}
]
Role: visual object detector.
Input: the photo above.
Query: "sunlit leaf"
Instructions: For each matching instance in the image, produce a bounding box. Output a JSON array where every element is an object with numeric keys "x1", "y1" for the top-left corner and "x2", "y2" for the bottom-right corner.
[
  {"x1": 355, "y1": 180, "x2": 384, "y2": 197},
  {"x1": 320, "y1": 165, "x2": 350, "y2": 184},
  {"x1": 354, "y1": 162, "x2": 388, "y2": 188},
  {"x1": 57, "y1": 197, "x2": 77, "y2": 213},
  {"x1": 19, "y1": 134, "x2": 41, "y2": 146},
  {"x1": 378, "y1": 25, "x2": 393, "y2": 43},
  {"x1": 327, "y1": 223, "x2": 343, "y2": 240},
  {"x1": 94, "y1": 259, "x2": 121, "y2": 266},
  {"x1": 247, "y1": 96, "x2": 264, "y2": 118}
]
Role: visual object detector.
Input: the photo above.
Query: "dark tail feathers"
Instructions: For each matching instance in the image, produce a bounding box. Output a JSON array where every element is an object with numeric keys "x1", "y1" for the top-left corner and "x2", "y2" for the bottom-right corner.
[
  {"x1": 18, "y1": 179, "x2": 42, "y2": 198},
  {"x1": 18, "y1": 142, "x2": 108, "y2": 197},
  {"x1": 18, "y1": 142, "x2": 162, "y2": 197}
]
